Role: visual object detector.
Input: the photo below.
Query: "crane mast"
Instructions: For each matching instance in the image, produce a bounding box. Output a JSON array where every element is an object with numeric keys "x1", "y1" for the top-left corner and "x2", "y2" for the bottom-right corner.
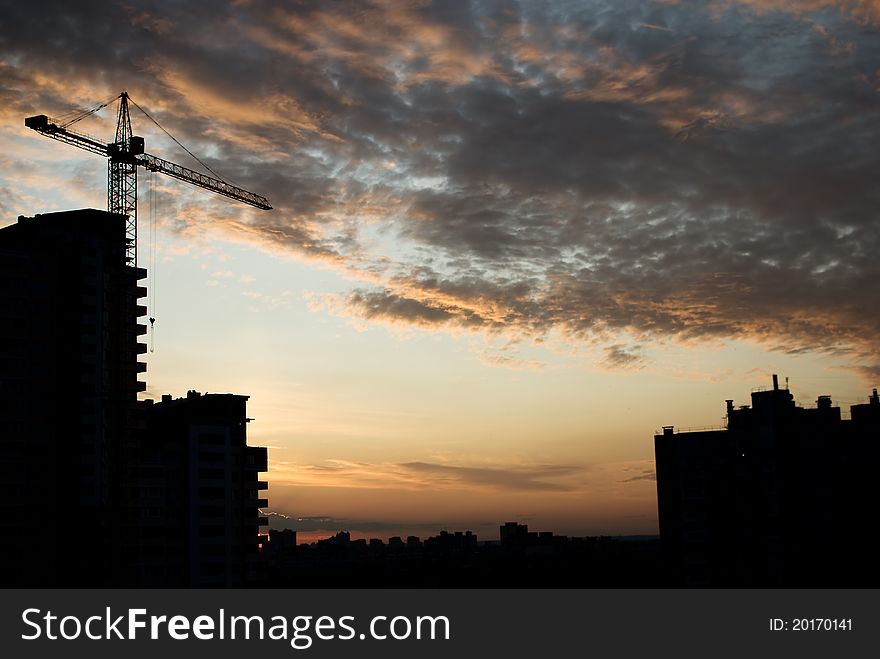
[
  {"x1": 109, "y1": 91, "x2": 138, "y2": 260},
  {"x1": 25, "y1": 91, "x2": 272, "y2": 265}
]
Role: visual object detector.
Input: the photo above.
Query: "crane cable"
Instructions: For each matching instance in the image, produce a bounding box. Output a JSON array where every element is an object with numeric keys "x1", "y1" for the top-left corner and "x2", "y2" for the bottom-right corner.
[
  {"x1": 148, "y1": 168, "x2": 157, "y2": 352},
  {"x1": 128, "y1": 96, "x2": 231, "y2": 184},
  {"x1": 55, "y1": 92, "x2": 239, "y2": 188},
  {"x1": 59, "y1": 92, "x2": 244, "y2": 189},
  {"x1": 56, "y1": 93, "x2": 120, "y2": 129}
]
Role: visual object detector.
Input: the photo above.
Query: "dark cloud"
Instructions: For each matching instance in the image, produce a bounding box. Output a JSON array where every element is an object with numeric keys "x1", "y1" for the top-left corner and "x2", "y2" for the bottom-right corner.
[
  {"x1": 347, "y1": 288, "x2": 461, "y2": 326},
  {"x1": 2, "y1": 0, "x2": 879, "y2": 372},
  {"x1": 602, "y1": 344, "x2": 646, "y2": 371},
  {"x1": 619, "y1": 470, "x2": 657, "y2": 484},
  {"x1": 399, "y1": 461, "x2": 585, "y2": 492}
]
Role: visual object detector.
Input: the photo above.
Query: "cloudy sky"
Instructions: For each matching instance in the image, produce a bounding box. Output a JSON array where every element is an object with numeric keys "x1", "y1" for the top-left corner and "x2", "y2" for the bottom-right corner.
[{"x1": 1, "y1": 0, "x2": 878, "y2": 540}]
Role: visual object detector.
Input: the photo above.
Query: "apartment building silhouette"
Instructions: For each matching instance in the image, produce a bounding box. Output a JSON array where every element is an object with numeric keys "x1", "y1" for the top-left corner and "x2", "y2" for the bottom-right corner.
[
  {"x1": 0, "y1": 209, "x2": 268, "y2": 587},
  {"x1": 655, "y1": 375, "x2": 880, "y2": 586}
]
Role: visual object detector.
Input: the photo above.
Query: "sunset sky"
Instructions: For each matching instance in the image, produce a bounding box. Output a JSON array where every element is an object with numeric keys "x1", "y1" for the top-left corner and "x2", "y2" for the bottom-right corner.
[{"x1": 1, "y1": 0, "x2": 878, "y2": 540}]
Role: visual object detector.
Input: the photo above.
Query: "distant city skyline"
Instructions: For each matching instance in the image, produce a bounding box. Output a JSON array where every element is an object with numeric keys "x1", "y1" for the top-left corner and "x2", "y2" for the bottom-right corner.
[{"x1": 2, "y1": 0, "x2": 878, "y2": 539}]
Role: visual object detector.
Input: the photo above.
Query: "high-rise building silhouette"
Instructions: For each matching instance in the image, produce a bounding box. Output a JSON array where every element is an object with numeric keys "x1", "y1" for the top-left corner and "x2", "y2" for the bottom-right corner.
[
  {"x1": 0, "y1": 208, "x2": 269, "y2": 587},
  {"x1": 655, "y1": 375, "x2": 880, "y2": 586},
  {"x1": 133, "y1": 390, "x2": 269, "y2": 587},
  {"x1": 0, "y1": 209, "x2": 147, "y2": 586}
]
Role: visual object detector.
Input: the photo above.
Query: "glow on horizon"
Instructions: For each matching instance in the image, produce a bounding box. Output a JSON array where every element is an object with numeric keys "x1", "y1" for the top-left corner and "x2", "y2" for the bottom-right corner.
[{"x1": 136, "y1": 228, "x2": 870, "y2": 539}]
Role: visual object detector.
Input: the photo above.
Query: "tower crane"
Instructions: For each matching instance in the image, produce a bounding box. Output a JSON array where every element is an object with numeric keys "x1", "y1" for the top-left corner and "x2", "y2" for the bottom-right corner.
[{"x1": 24, "y1": 90, "x2": 272, "y2": 265}]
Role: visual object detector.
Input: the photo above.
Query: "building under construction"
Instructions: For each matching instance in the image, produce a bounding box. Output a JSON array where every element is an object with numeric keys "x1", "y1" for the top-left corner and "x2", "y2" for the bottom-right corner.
[
  {"x1": 0, "y1": 209, "x2": 146, "y2": 585},
  {"x1": 0, "y1": 209, "x2": 268, "y2": 587}
]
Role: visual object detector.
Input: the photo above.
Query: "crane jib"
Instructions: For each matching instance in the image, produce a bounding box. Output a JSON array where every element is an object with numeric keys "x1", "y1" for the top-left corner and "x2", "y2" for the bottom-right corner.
[
  {"x1": 24, "y1": 94, "x2": 272, "y2": 265},
  {"x1": 25, "y1": 114, "x2": 270, "y2": 209},
  {"x1": 138, "y1": 153, "x2": 272, "y2": 210}
]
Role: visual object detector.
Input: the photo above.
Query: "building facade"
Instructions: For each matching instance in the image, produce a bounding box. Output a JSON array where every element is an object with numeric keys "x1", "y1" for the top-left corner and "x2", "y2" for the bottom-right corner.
[
  {"x1": 0, "y1": 209, "x2": 147, "y2": 586},
  {"x1": 655, "y1": 376, "x2": 880, "y2": 586},
  {"x1": 133, "y1": 390, "x2": 269, "y2": 587},
  {"x1": 0, "y1": 208, "x2": 269, "y2": 587}
]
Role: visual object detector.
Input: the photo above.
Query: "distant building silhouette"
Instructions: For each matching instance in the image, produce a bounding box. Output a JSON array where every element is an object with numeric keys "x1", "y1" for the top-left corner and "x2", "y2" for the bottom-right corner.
[
  {"x1": 500, "y1": 521, "x2": 529, "y2": 546},
  {"x1": 425, "y1": 530, "x2": 477, "y2": 552},
  {"x1": 132, "y1": 390, "x2": 269, "y2": 587},
  {"x1": 269, "y1": 528, "x2": 297, "y2": 551},
  {"x1": 265, "y1": 524, "x2": 660, "y2": 587},
  {"x1": 655, "y1": 375, "x2": 880, "y2": 586},
  {"x1": 0, "y1": 210, "x2": 146, "y2": 586}
]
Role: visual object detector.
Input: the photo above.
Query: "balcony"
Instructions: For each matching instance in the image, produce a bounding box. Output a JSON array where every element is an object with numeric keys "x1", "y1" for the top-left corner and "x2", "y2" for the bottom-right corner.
[
  {"x1": 245, "y1": 447, "x2": 268, "y2": 472},
  {"x1": 256, "y1": 481, "x2": 268, "y2": 490}
]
